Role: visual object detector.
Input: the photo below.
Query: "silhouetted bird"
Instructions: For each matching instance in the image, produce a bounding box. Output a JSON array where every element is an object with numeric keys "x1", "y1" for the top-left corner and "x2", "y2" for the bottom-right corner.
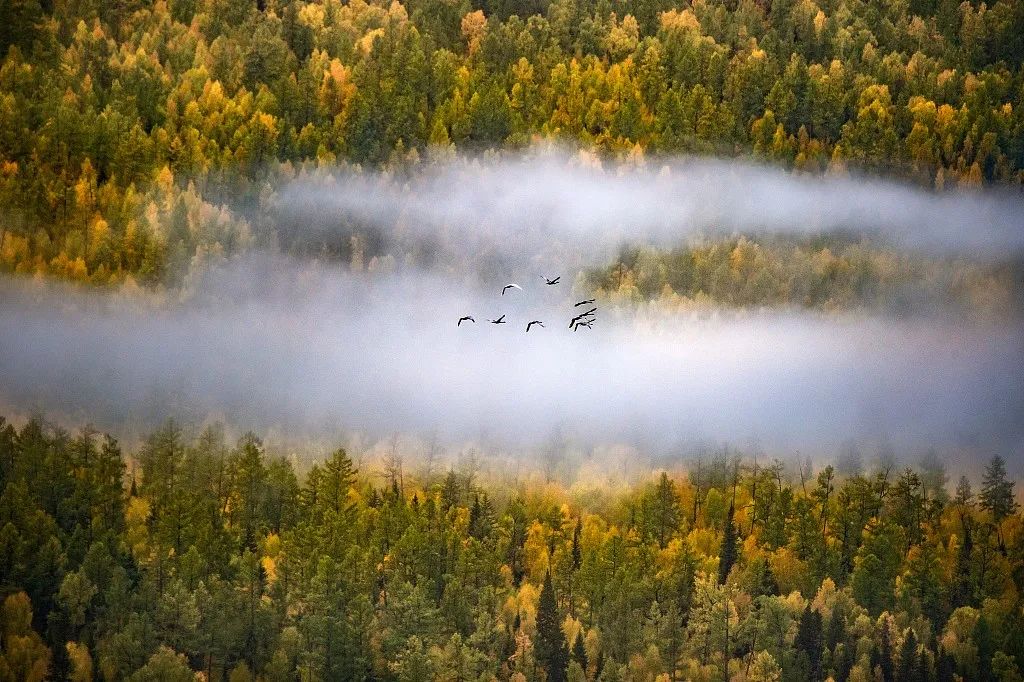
[
  {"x1": 457, "y1": 316, "x2": 475, "y2": 326},
  {"x1": 574, "y1": 298, "x2": 595, "y2": 306},
  {"x1": 526, "y1": 320, "x2": 544, "y2": 332},
  {"x1": 569, "y1": 308, "x2": 597, "y2": 328},
  {"x1": 544, "y1": 276, "x2": 560, "y2": 285},
  {"x1": 501, "y1": 283, "x2": 522, "y2": 296},
  {"x1": 488, "y1": 315, "x2": 507, "y2": 324},
  {"x1": 573, "y1": 319, "x2": 594, "y2": 331}
]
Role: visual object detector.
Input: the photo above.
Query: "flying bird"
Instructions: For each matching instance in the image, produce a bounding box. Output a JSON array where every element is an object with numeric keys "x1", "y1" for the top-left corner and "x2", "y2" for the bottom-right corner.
[
  {"x1": 457, "y1": 316, "x2": 475, "y2": 326},
  {"x1": 568, "y1": 308, "x2": 597, "y2": 328},
  {"x1": 501, "y1": 283, "x2": 522, "y2": 296},
  {"x1": 544, "y1": 276, "x2": 560, "y2": 285},
  {"x1": 526, "y1": 320, "x2": 544, "y2": 332},
  {"x1": 488, "y1": 315, "x2": 507, "y2": 324},
  {"x1": 572, "y1": 319, "x2": 594, "y2": 331},
  {"x1": 574, "y1": 298, "x2": 595, "y2": 306}
]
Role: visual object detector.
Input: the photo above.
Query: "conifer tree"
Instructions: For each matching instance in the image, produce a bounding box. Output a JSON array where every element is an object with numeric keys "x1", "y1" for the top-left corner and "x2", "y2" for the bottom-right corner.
[
  {"x1": 981, "y1": 455, "x2": 1017, "y2": 522},
  {"x1": 572, "y1": 631, "x2": 588, "y2": 672},
  {"x1": 536, "y1": 572, "x2": 569, "y2": 682},
  {"x1": 718, "y1": 503, "x2": 738, "y2": 584},
  {"x1": 896, "y1": 629, "x2": 920, "y2": 682},
  {"x1": 795, "y1": 605, "x2": 823, "y2": 680}
]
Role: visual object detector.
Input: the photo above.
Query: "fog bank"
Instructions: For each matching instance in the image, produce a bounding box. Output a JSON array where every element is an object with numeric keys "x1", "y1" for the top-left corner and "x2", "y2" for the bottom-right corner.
[
  {"x1": 1, "y1": 260, "x2": 1020, "y2": 458},
  {"x1": 273, "y1": 153, "x2": 1024, "y2": 268}
]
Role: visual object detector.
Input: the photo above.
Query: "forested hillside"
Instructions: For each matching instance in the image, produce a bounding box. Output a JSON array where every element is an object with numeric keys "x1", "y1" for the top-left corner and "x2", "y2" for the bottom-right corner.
[
  {"x1": 1, "y1": 415, "x2": 1023, "y2": 680},
  {"x1": 0, "y1": 0, "x2": 1022, "y2": 287}
]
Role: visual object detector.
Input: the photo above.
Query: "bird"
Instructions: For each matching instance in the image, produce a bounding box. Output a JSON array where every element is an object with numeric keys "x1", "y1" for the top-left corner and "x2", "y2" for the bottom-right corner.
[
  {"x1": 501, "y1": 283, "x2": 522, "y2": 296},
  {"x1": 526, "y1": 320, "x2": 544, "y2": 332},
  {"x1": 544, "y1": 276, "x2": 560, "y2": 285},
  {"x1": 488, "y1": 315, "x2": 507, "y2": 324},
  {"x1": 568, "y1": 308, "x2": 597, "y2": 328},
  {"x1": 457, "y1": 315, "x2": 475, "y2": 326},
  {"x1": 572, "y1": 319, "x2": 594, "y2": 331},
  {"x1": 574, "y1": 298, "x2": 595, "y2": 306}
]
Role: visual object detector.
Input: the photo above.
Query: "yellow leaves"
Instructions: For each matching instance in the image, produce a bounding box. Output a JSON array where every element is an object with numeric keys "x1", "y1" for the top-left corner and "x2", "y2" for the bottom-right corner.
[
  {"x1": 813, "y1": 9, "x2": 827, "y2": 34},
  {"x1": 461, "y1": 10, "x2": 487, "y2": 55},
  {"x1": 87, "y1": 215, "x2": 109, "y2": 259},
  {"x1": 299, "y1": 2, "x2": 327, "y2": 29},
  {"x1": 686, "y1": 526, "x2": 719, "y2": 559},
  {"x1": 262, "y1": 533, "x2": 282, "y2": 584},
  {"x1": 523, "y1": 520, "x2": 551, "y2": 582},
  {"x1": 769, "y1": 548, "x2": 809, "y2": 596},
  {"x1": 659, "y1": 8, "x2": 702, "y2": 34},
  {"x1": 387, "y1": 0, "x2": 409, "y2": 22},
  {"x1": 125, "y1": 496, "x2": 151, "y2": 561},
  {"x1": 357, "y1": 28, "x2": 385, "y2": 56},
  {"x1": 1, "y1": 233, "x2": 30, "y2": 267},
  {"x1": 49, "y1": 252, "x2": 89, "y2": 281},
  {"x1": 65, "y1": 642, "x2": 93, "y2": 682},
  {"x1": 604, "y1": 14, "x2": 640, "y2": 61}
]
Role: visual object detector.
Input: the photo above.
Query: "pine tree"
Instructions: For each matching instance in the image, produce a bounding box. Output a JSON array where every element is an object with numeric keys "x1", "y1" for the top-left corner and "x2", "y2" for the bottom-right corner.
[
  {"x1": 718, "y1": 503, "x2": 738, "y2": 584},
  {"x1": 981, "y1": 455, "x2": 1017, "y2": 522},
  {"x1": 536, "y1": 572, "x2": 569, "y2": 682},
  {"x1": 571, "y1": 517, "x2": 582, "y2": 570},
  {"x1": 572, "y1": 631, "x2": 588, "y2": 672},
  {"x1": 795, "y1": 605, "x2": 823, "y2": 680},
  {"x1": 935, "y1": 647, "x2": 956, "y2": 682},
  {"x1": 950, "y1": 520, "x2": 975, "y2": 608},
  {"x1": 874, "y1": 618, "x2": 895, "y2": 682},
  {"x1": 825, "y1": 606, "x2": 846, "y2": 652},
  {"x1": 974, "y1": 615, "x2": 994, "y2": 682},
  {"x1": 896, "y1": 629, "x2": 920, "y2": 682}
]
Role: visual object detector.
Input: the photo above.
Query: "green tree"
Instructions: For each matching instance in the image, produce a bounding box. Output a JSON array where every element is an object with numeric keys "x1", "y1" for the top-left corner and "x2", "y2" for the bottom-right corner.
[
  {"x1": 536, "y1": 572, "x2": 569, "y2": 682},
  {"x1": 718, "y1": 503, "x2": 738, "y2": 584}
]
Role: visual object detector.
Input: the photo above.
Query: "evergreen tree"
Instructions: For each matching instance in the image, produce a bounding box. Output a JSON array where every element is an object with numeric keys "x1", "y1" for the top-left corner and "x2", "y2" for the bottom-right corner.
[
  {"x1": 935, "y1": 647, "x2": 956, "y2": 682},
  {"x1": 536, "y1": 572, "x2": 569, "y2": 682},
  {"x1": 874, "y1": 618, "x2": 895, "y2": 682},
  {"x1": 981, "y1": 455, "x2": 1017, "y2": 522},
  {"x1": 795, "y1": 605, "x2": 823, "y2": 680},
  {"x1": 718, "y1": 503, "x2": 738, "y2": 585},
  {"x1": 896, "y1": 629, "x2": 920, "y2": 682},
  {"x1": 572, "y1": 631, "x2": 588, "y2": 672},
  {"x1": 571, "y1": 517, "x2": 582, "y2": 571}
]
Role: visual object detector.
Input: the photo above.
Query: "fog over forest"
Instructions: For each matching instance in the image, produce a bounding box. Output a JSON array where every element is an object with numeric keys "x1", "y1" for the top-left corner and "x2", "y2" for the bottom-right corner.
[{"x1": 3, "y1": 154, "x2": 1023, "y2": 463}]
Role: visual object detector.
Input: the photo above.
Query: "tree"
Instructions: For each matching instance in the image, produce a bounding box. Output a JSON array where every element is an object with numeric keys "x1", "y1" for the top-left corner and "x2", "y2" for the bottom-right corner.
[
  {"x1": 981, "y1": 455, "x2": 1017, "y2": 522},
  {"x1": 129, "y1": 646, "x2": 194, "y2": 682},
  {"x1": 718, "y1": 503, "x2": 738, "y2": 584},
  {"x1": 536, "y1": 572, "x2": 569, "y2": 682},
  {"x1": 896, "y1": 629, "x2": 920, "y2": 682},
  {"x1": 873, "y1": 618, "x2": 895, "y2": 682},
  {"x1": 0, "y1": 592, "x2": 50, "y2": 682},
  {"x1": 571, "y1": 631, "x2": 588, "y2": 672},
  {"x1": 794, "y1": 605, "x2": 823, "y2": 680},
  {"x1": 649, "y1": 472, "x2": 680, "y2": 549}
]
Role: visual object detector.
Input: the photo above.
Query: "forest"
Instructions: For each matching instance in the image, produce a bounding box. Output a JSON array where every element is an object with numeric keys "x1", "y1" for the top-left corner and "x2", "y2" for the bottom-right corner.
[
  {"x1": 0, "y1": 0, "x2": 1022, "y2": 289},
  {"x1": 2, "y1": 0, "x2": 1024, "y2": 679},
  {"x1": 1, "y1": 415, "x2": 1024, "y2": 681}
]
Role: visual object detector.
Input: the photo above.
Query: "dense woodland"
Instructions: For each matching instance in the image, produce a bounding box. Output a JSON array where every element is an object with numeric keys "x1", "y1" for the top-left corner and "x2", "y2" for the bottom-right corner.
[
  {"x1": 1, "y1": 415, "x2": 1023, "y2": 681},
  {"x1": 584, "y1": 238, "x2": 1021, "y2": 316},
  {"x1": 0, "y1": 0, "x2": 1023, "y2": 290}
]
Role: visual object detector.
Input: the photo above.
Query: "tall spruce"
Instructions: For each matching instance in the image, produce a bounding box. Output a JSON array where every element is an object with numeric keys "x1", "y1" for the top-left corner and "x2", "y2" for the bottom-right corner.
[
  {"x1": 536, "y1": 572, "x2": 569, "y2": 682},
  {"x1": 718, "y1": 503, "x2": 738, "y2": 584},
  {"x1": 795, "y1": 605, "x2": 823, "y2": 681},
  {"x1": 981, "y1": 455, "x2": 1018, "y2": 521},
  {"x1": 896, "y1": 629, "x2": 920, "y2": 682}
]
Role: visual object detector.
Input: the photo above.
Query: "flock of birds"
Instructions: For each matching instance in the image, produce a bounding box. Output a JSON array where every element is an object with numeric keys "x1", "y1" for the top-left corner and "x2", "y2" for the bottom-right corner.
[{"x1": 457, "y1": 277, "x2": 597, "y2": 332}]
